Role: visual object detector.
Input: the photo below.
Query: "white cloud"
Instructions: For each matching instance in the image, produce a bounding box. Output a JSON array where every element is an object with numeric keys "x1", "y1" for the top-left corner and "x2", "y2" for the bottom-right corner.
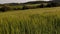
[
  {"x1": 0, "y1": 0, "x2": 34, "y2": 3},
  {"x1": 44, "y1": 0, "x2": 50, "y2": 1},
  {"x1": 0, "y1": 0, "x2": 51, "y2": 4}
]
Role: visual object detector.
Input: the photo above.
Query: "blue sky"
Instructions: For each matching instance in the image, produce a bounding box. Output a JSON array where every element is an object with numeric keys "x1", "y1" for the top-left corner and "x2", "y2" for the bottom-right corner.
[{"x1": 0, "y1": 0, "x2": 50, "y2": 4}]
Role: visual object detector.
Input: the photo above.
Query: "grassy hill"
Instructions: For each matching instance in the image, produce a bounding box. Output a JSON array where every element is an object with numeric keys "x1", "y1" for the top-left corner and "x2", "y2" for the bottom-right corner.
[{"x1": 0, "y1": 7, "x2": 60, "y2": 34}]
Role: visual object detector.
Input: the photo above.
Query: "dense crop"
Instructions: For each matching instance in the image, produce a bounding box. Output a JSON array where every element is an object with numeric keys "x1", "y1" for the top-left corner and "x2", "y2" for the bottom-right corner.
[{"x1": 0, "y1": 7, "x2": 60, "y2": 34}]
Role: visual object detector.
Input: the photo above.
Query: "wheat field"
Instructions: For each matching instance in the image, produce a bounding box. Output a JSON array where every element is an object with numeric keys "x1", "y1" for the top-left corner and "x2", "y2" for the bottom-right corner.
[{"x1": 0, "y1": 7, "x2": 60, "y2": 34}]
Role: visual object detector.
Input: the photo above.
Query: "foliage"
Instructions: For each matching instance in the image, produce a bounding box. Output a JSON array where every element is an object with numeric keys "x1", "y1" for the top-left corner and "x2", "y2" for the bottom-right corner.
[{"x1": 0, "y1": 2, "x2": 60, "y2": 12}]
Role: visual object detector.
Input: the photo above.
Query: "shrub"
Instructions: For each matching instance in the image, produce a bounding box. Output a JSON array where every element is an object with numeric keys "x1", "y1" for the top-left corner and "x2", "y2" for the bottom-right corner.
[{"x1": 13, "y1": 8, "x2": 21, "y2": 10}]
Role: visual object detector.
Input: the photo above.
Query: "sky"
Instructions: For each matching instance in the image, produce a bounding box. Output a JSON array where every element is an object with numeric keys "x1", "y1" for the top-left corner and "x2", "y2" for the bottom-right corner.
[{"x1": 0, "y1": 0, "x2": 51, "y2": 4}]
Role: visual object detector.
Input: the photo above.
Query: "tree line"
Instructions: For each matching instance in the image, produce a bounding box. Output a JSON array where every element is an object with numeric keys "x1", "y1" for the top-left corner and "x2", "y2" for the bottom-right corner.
[{"x1": 0, "y1": 2, "x2": 59, "y2": 12}]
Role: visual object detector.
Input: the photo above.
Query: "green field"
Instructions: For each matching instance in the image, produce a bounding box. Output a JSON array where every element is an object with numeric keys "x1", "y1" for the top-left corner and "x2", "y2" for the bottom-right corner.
[{"x1": 0, "y1": 7, "x2": 60, "y2": 34}]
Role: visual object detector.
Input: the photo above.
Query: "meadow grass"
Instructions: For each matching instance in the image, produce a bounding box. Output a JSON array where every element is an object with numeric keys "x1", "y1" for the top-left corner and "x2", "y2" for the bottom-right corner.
[{"x1": 0, "y1": 7, "x2": 60, "y2": 34}]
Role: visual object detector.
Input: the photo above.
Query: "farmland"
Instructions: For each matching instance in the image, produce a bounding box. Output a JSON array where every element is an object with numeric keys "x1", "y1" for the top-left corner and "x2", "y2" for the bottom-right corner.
[{"x1": 0, "y1": 7, "x2": 60, "y2": 34}]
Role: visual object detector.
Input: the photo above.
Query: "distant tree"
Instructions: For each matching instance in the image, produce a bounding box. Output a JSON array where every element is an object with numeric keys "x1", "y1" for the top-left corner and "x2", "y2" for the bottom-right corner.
[
  {"x1": 46, "y1": 2, "x2": 58, "y2": 7},
  {"x1": 51, "y1": 2, "x2": 58, "y2": 7},
  {"x1": 46, "y1": 3, "x2": 52, "y2": 7},
  {"x1": 39, "y1": 4, "x2": 44, "y2": 8},
  {"x1": 22, "y1": 5, "x2": 28, "y2": 10},
  {"x1": 0, "y1": 5, "x2": 10, "y2": 12}
]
